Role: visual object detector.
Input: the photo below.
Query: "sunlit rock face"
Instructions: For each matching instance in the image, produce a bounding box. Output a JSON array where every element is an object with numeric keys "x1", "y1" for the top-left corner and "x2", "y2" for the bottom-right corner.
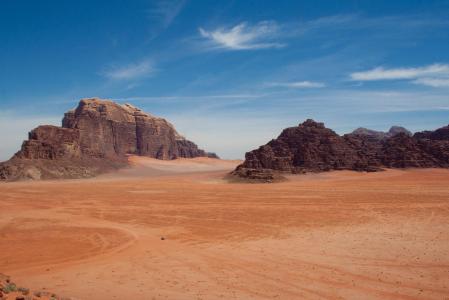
[{"x1": 0, "y1": 98, "x2": 217, "y2": 180}]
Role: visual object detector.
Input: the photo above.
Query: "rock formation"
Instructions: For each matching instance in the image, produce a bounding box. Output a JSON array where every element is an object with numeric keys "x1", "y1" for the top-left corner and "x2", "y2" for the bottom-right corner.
[
  {"x1": 414, "y1": 124, "x2": 449, "y2": 140},
  {"x1": 351, "y1": 126, "x2": 411, "y2": 140},
  {"x1": 0, "y1": 98, "x2": 217, "y2": 180},
  {"x1": 233, "y1": 119, "x2": 449, "y2": 182}
]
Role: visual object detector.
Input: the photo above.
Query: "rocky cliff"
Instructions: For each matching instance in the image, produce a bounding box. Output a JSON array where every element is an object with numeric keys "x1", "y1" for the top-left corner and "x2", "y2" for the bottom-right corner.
[
  {"x1": 233, "y1": 119, "x2": 449, "y2": 182},
  {"x1": 0, "y1": 98, "x2": 217, "y2": 180}
]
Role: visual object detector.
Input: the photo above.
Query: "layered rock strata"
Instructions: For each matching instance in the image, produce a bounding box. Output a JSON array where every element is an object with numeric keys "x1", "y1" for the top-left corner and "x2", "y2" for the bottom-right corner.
[{"x1": 0, "y1": 98, "x2": 217, "y2": 180}]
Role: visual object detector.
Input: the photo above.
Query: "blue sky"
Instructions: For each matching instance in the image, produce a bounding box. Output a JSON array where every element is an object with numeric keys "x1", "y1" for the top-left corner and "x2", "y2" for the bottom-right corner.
[{"x1": 1, "y1": 0, "x2": 449, "y2": 160}]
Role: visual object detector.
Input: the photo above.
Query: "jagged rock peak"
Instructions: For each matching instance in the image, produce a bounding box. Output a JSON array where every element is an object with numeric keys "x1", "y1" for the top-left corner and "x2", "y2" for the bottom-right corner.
[{"x1": 300, "y1": 119, "x2": 325, "y2": 128}]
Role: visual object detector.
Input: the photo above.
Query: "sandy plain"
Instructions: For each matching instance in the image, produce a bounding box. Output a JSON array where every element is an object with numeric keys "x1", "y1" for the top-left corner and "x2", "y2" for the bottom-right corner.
[{"x1": 1, "y1": 156, "x2": 449, "y2": 300}]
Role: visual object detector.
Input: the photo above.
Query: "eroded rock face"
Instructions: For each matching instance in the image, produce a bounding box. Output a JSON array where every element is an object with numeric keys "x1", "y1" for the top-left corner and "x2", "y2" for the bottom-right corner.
[
  {"x1": 240, "y1": 120, "x2": 363, "y2": 173},
  {"x1": 233, "y1": 119, "x2": 449, "y2": 181},
  {"x1": 414, "y1": 125, "x2": 449, "y2": 141},
  {"x1": 61, "y1": 99, "x2": 215, "y2": 160},
  {"x1": 0, "y1": 98, "x2": 217, "y2": 180}
]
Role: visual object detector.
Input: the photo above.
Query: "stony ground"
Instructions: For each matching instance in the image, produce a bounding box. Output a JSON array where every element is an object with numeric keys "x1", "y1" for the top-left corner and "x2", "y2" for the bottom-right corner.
[
  {"x1": 0, "y1": 273, "x2": 69, "y2": 300},
  {"x1": 1, "y1": 157, "x2": 449, "y2": 299}
]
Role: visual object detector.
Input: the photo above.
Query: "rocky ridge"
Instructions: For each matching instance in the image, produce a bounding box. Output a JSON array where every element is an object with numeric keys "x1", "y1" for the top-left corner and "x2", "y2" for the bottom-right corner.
[
  {"x1": 351, "y1": 126, "x2": 412, "y2": 140},
  {"x1": 0, "y1": 98, "x2": 217, "y2": 180},
  {"x1": 233, "y1": 119, "x2": 449, "y2": 182}
]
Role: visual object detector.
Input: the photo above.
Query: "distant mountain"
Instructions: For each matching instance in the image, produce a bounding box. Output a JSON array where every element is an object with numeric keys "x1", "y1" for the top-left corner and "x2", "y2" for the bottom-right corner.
[
  {"x1": 0, "y1": 98, "x2": 217, "y2": 180},
  {"x1": 232, "y1": 119, "x2": 449, "y2": 182},
  {"x1": 351, "y1": 126, "x2": 412, "y2": 140}
]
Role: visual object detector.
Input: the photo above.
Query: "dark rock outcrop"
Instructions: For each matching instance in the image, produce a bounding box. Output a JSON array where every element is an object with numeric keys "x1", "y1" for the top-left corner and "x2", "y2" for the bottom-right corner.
[
  {"x1": 239, "y1": 120, "x2": 365, "y2": 173},
  {"x1": 233, "y1": 119, "x2": 449, "y2": 181},
  {"x1": 413, "y1": 125, "x2": 449, "y2": 140},
  {"x1": 0, "y1": 98, "x2": 217, "y2": 180},
  {"x1": 226, "y1": 168, "x2": 287, "y2": 183}
]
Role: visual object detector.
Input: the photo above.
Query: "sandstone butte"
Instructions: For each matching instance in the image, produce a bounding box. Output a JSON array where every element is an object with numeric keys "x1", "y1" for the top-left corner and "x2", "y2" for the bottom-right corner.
[
  {"x1": 232, "y1": 119, "x2": 449, "y2": 182},
  {"x1": 0, "y1": 98, "x2": 218, "y2": 181}
]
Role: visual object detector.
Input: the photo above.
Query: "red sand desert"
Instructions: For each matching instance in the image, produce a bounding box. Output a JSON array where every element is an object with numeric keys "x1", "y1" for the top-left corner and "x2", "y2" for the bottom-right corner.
[{"x1": 1, "y1": 157, "x2": 449, "y2": 299}]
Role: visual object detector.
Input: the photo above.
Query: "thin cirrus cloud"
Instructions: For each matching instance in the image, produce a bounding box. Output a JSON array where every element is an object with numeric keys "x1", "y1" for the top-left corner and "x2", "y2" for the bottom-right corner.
[
  {"x1": 198, "y1": 21, "x2": 285, "y2": 50},
  {"x1": 268, "y1": 81, "x2": 326, "y2": 88},
  {"x1": 148, "y1": 0, "x2": 185, "y2": 28},
  {"x1": 412, "y1": 77, "x2": 449, "y2": 87},
  {"x1": 350, "y1": 63, "x2": 449, "y2": 87},
  {"x1": 102, "y1": 60, "x2": 155, "y2": 80}
]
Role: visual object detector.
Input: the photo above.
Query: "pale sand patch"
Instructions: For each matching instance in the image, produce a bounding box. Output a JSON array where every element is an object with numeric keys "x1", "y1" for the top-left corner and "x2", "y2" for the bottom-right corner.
[{"x1": 96, "y1": 156, "x2": 241, "y2": 179}]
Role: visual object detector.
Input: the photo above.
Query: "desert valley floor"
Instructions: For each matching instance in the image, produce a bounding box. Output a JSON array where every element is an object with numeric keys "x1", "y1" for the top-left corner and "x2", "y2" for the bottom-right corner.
[{"x1": 1, "y1": 157, "x2": 449, "y2": 300}]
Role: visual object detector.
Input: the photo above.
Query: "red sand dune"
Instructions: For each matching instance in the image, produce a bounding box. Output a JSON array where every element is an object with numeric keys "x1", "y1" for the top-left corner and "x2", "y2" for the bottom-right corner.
[{"x1": 1, "y1": 157, "x2": 449, "y2": 299}]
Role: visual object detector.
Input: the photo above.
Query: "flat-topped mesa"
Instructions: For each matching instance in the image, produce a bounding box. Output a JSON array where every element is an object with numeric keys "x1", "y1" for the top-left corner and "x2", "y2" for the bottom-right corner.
[
  {"x1": 232, "y1": 119, "x2": 449, "y2": 182},
  {"x1": 0, "y1": 98, "x2": 218, "y2": 180},
  {"x1": 60, "y1": 98, "x2": 196, "y2": 159}
]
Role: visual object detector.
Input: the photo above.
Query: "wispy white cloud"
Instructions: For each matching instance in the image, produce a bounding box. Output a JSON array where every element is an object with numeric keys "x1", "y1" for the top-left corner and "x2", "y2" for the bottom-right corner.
[
  {"x1": 196, "y1": 14, "x2": 446, "y2": 52},
  {"x1": 196, "y1": 14, "x2": 449, "y2": 52},
  {"x1": 160, "y1": 88, "x2": 449, "y2": 158},
  {"x1": 413, "y1": 77, "x2": 449, "y2": 87},
  {"x1": 147, "y1": 0, "x2": 185, "y2": 28},
  {"x1": 350, "y1": 64, "x2": 449, "y2": 81},
  {"x1": 102, "y1": 60, "x2": 155, "y2": 80},
  {"x1": 198, "y1": 21, "x2": 285, "y2": 50},
  {"x1": 350, "y1": 64, "x2": 449, "y2": 88},
  {"x1": 268, "y1": 81, "x2": 326, "y2": 88}
]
